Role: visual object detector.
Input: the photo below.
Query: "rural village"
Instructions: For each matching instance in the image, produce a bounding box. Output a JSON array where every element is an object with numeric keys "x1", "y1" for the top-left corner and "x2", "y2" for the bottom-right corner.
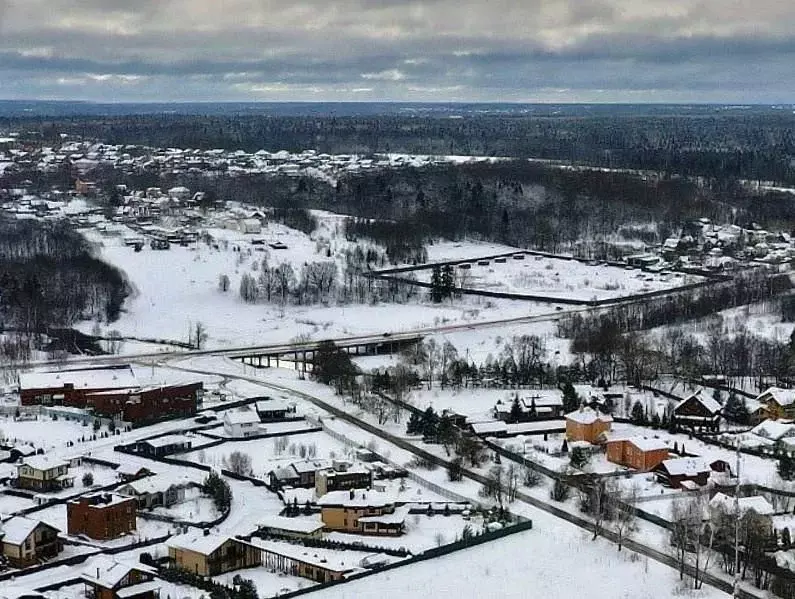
[{"x1": 3, "y1": 130, "x2": 795, "y2": 599}]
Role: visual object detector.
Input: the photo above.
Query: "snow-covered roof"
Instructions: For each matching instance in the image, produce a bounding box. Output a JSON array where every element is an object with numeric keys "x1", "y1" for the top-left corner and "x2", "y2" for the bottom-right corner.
[
  {"x1": 317, "y1": 489, "x2": 394, "y2": 509},
  {"x1": 0, "y1": 517, "x2": 53, "y2": 546},
  {"x1": 760, "y1": 387, "x2": 795, "y2": 407},
  {"x1": 358, "y1": 505, "x2": 410, "y2": 525},
  {"x1": 565, "y1": 407, "x2": 613, "y2": 425},
  {"x1": 610, "y1": 436, "x2": 669, "y2": 452},
  {"x1": 20, "y1": 456, "x2": 69, "y2": 472},
  {"x1": 80, "y1": 556, "x2": 154, "y2": 589},
  {"x1": 116, "y1": 581, "x2": 162, "y2": 599},
  {"x1": 751, "y1": 419, "x2": 795, "y2": 441},
  {"x1": 19, "y1": 366, "x2": 137, "y2": 391},
  {"x1": 249, "y1": 538, "x2": 358, "y2": 573},
  {"x1": 677, "y1": 392, "x2": 721, "y2": 415},
  {"x1": 710, "y1": 492, "x2": 774, "y2": 516},
  {"x1": 223, "y1": 408, "x2": 260, "y2": 425},
  {"x1": 141, "y1": 435, "x2": 192, "y2": 449},
  {"x1": 470, "y1": 421, "x2": 508, "y2": 435},
  {"x1": 659, "y1": 457, "x2": 710, "y2": 477},
  {"x1": 258, "y1": 515, "x2": 324, "y2": 534},
  {"x1": 167, "y1": 533, "x2": 231, "y2": 556},
  {"x1": 256, "y1": 399, "x2": 294, "y2": 413}
]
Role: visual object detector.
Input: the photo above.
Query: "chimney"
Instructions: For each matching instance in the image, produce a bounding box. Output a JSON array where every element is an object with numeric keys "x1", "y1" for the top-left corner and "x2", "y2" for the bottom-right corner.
[
  {"x1": 203, "y1": 528, "x2": 210, "y2": 536},
  {"x1": 349, "y1": 489, "x2": 355, "y2": 500},
  {"x1": 97, "y1": 567, "x2": 100, "y2": 580}
]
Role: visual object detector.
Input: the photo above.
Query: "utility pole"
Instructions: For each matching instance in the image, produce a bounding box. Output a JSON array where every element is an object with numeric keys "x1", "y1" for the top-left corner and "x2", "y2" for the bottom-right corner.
[{"x1": 734, "y1": 439, "x2": 741, "y2": 598}]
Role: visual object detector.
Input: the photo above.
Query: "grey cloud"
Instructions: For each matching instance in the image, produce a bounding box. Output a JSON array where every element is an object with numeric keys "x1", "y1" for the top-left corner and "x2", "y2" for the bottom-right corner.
[{"x1": 0, "y1": 0, "x2": 794, "y2": 101}]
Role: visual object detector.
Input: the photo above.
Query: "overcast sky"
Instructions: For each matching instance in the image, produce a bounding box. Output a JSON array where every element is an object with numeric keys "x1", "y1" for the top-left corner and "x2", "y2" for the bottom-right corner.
[{"x1": 0, "y1": 0, "x2": 792, "y2": 103}]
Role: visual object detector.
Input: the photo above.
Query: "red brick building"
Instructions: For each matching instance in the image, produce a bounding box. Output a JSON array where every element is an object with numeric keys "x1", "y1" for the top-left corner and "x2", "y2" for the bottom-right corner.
[
  {"x1": 605, "y1": 437, "x2": 670, "y2": 472},
  {"x1": 85, "y1": 383, "x2": 202, "y2": 424},
  {"x1": 67, "y1": 493, "x2": 137, "y2": 540},
  {"x1": 19, "y1": 366, "x2": 202, "y2": 425}
]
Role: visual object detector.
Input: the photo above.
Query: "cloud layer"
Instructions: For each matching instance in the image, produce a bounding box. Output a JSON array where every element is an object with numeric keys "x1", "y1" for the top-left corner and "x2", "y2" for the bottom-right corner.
[{"x1": 0, "y1": 0, "x2": 793, "y2": 102}]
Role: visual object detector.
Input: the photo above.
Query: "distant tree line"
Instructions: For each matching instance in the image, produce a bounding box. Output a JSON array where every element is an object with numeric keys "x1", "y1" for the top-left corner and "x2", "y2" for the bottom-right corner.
[{"x1": 0, "y1": 219, "x2": 129, "y2": 335}]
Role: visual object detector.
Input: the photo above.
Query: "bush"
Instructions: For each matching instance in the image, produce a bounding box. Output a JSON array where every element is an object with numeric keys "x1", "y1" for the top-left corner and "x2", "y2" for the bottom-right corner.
[
  {"x1": 82, "y1": 472, "x2": 94, "y2": 487},
  {"x1": 550, "y1": 479, "x2": 570, "y2": 502}
]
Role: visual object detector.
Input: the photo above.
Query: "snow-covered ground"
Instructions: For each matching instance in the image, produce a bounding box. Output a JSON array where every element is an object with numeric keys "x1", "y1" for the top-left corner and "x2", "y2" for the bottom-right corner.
[
  {"x1": 319, "y1": 521, "x2": 729, "y2": 599},
  {"x1": 77, "y1": 223, "x2": 568, "y2": 350},
  {"x1": 408, "y1": 250, "x2": 704, "y2": 301}
]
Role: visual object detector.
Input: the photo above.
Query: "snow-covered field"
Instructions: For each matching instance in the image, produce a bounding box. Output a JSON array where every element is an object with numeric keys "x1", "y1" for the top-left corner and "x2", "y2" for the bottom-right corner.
[
  {"x1": 409, "y1": 250, "x2": 704, "y2": 301},
  {"x1": 77, "y1": 223, "x2": 568, "y2": 350},
  {"x1": 182, "y1": 431, "x2": 350, "y2": 477},
  {"x1": 319, "y1": 522, "x2": 728, "y2": 599}
]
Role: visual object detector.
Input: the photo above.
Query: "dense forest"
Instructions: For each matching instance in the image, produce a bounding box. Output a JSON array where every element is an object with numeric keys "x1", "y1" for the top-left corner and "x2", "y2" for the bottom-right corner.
[
  {"x1": 15, "y1": 111, "x2": 795, "y2": 185},
  {"x1": 0, "y1": 219, "x2": 130, "y2": 335}
]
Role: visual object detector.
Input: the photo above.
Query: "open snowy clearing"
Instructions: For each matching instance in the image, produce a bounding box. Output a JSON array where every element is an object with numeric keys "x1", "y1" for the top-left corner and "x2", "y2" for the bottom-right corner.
[
  {"x1": 318, "y1": 522, "x2": 728, "y2": 599},
  {"x1": 77, "y1": 223, "x2": 568, "y2": 350},
  {"x1": 409, "y1": 252, "x2": 705, "y2": 301}
]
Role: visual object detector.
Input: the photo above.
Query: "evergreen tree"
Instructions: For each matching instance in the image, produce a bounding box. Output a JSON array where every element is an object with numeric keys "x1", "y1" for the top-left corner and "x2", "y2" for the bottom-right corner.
[
  {"x1": 406, "y1": 411, "x2": 422, "y2": 435},
  {"x1": 569, "y1": 446, "x2": 590, "y2": 469},
  {"x1": 724, "y1": 392, "x2": 749, "y2": 425},
  {"x1": 441, "y1": 265, "x2": 456, "y2": 299},
  {"x1": 630, "y1": 401, "x2": 646, "y2": 425},
  {"x1": 420, "y1": 407, "x2": 439, "y2": 440},
  {"x1": 561, "y1": 382, "x2": 580, "y2": 414},
  {"x1": 509, "y1": 395, "x2": 523, "y2": 423},
  {"x1": 779, "y1": 455, "x2": 795, "y2": 481},
  {"x1": 650, "y1": 413, "x2": 661, "y2": 429},
  {"x1": 430, "y1": 266, "x2": 444, "y2": 303}
]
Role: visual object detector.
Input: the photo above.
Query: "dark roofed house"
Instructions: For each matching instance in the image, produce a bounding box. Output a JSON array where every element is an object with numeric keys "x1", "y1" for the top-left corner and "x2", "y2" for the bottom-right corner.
[
  {"x1": 673, "y1": 391, "x2": 721, "y2": 432},
  {"x1": 654, "y1": 457, "x2": 712, "y2": 489},
  {"x1": 80, "y1": 557, "x2": 159, "y2": 599}
]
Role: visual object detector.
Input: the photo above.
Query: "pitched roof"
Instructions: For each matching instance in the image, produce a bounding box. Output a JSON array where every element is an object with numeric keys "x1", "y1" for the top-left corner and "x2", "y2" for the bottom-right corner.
[
  {"x1": 167, "y1": 533, "x2": 232, "y2": 556},
  {"x1": 80, "y1": 556, "x2": 154, "y2": 589},
  {"x1": 0, "y1": 517, "x2": 55, "y2": 546},
  {"x1": 258, "y1": 515, "x2": 324, "y2": 534},
  {"x1": 676, "y1": 392, "x2": 722, "y2": 415},
  {"x1": 223, "y1": 408, "x2": 261, "y2": 425},
  {"x1": 760, "y1": 387, "x2": 795, "y2": 407},
  {"x1": 317, "y1": 489, "x2": 394, "y2": 508},
  {"x1": 710, "y1": 492, "x2": 774, "y2": 516},
  {"x1": 565, "y1": 407, "x2": 613, "y2": 425},
  {"x1": 19, "y1": 455, "x2": 69, "y2": 472},
  {"x1": 658, "y1": 457, "x2": 711, "y2": 477},
  {"x1": 624, "y1": 437, "x2": 669, "y2": 452}
]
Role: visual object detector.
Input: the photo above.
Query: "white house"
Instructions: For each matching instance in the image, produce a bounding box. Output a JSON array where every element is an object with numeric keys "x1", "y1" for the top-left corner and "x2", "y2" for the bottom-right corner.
[
  {"x1": 239, "y1": 218, "x2": 262, "y2": 234},
  {"x1": 222, "y1": 408, "x2": 261, "y2": 438}
]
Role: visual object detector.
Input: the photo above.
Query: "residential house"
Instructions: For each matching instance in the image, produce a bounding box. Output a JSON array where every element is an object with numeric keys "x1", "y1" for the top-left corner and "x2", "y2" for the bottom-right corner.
[
  {"x1": 605, "y1": 437, "x2": 669, "y2": 471},
  {"x1": 257, "y1": 516, "x2": 324, "y2": 540},
  {"x1": 709, "y1": 492, "x2": 774, "y2": 517},
  {"x1": 116, "y1": 475, "x2": 193, "y2": 509},
  {"x1": 757, "y1": 387, "x2": 795, "y2": 420},
  {"x1": 255, "y1": 399, "x2": 297, "y2": 422},
  {"x1": 239, "y1": 218, "x2": 262, "y2": 234},
  {"x1": 673, "y1": 392, "x2": 722, "y2": 432},
  {"x1": 16, "y1": 457, "x2": 73, "y2": 492},
  {"x1": 222, "y1": 408, "x2": 261, "y2": 438},
  {"x1": 654, "y1": 457, "x2": 712, "y2": 489},
  {"x1": 317, "y1": 489, "x2": 408, "y2": 536},
  {"x1": 253, "y1": 538, "x2": 354, "y2": 583},
  {"x1": 135, "y1": 436, "x2": 192, "y2": 458},
  {"x1": 267, "y1": 460, "x2": 332, "y2": 490},
  {"x1": 0, "y1": 517, "x2": 62, "y2": 567},
  {"x1": 67, "y1": 493, "x2": 137, "y2": 540},
  {"x1": 565, "y1": 407, "x2": 613, "y2": 444},
  {"x1": 167, "y1": 534, "x2": 260, "y2": 576},
  {"x1": 80, "y1": 557, "x2": 159, "y2": 599},
  {"x1": 315, "y1": 462, "x2": 372, "y2": 496},
  {"x1": 493, "y1": 392, "x2": 564, "y2": 423},
  {"x1": 115, "y1": 464, "x2": 153, "y2": 482}
]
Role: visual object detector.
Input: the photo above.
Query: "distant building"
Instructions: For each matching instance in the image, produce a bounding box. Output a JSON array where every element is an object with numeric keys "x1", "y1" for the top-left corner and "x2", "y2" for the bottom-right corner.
[
  {"x1": 317, "y1": 489, "x2": 408, "y2": 536},
  {"x1": 18, "y1": 366, "x2": 202, "y2": 425},
  {"x1": 493, "y1": 392, "x2": 564, "y2": 423},
  {"x1": 80, "y1": 557, "x2": 159, "y2": 599},
  {"x1": 564, "y1": 407, "x2": 612, "y2": 443},
  {"x1": 267, "y1": 459, "x2": 333, "y2": 490},
  {"x1": 16, "y1": 457, "x2": 73, "y2": 492},
  {"x1": 67, "y1": 493, "x2": 137, "y2": 540},
  {"x1": 239, "y1": 218, "x2": 262, "y2": 234},
  {"x1": 116, "y1": 475, "x2": 193, "y2": 510},
  {"x1": 605, "y1": 437, "x2": 669, "y2": 472},
  {"x1": 0, "y1": 517, "x2": 61, "y2": 568}
]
